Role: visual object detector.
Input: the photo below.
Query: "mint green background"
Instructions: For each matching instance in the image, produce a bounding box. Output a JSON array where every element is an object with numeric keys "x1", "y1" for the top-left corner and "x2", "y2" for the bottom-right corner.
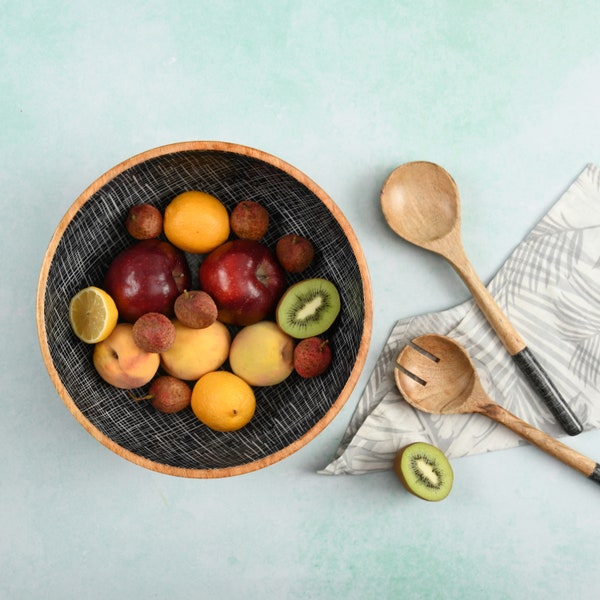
[{"x1": 2, "y1": 1, "x2": 600, "y2": 598}]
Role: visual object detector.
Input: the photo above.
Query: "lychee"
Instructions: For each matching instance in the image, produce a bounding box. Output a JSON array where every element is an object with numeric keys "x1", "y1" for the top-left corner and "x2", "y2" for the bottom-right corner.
[
  {"x1": 276, "y1": 234, "x2": 314, "y2": 273},
  {"x1": 125, "y1": 204, "x2": 163, "y2": 239},
  {"x1": 174, "y1": 290, "x2": 218, "y2": 329},
  {"x1": 132, "y1": 312, "x2": 176, "y2": 353},
  {"x1": 132, "y1": 375, "x2": 191, "y2": 414},
  {"x1": 230, "y1": 200, "x2": 269, "y2": 240},
  {"x1": 293, "y1": 337, "x2": 332, "y2": 378}
]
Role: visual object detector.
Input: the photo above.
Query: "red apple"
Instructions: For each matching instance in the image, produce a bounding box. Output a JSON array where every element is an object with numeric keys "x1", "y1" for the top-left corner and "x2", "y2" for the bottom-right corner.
[
  {"x1": 199, "y1": 239, "x2": 286, "y2": 326},
  {"x1": 104, "y1": 239, "x2": 191, "y2": 323}
]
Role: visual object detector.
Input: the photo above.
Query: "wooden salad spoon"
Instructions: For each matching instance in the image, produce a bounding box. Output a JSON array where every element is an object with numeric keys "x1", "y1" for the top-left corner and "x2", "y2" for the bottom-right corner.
[
  {"x1": 381, "y1": 161, "x2": 583, "y2": 436},
  {"x1": 395, "y1": 334, "x2": 600, "y2": 485}
]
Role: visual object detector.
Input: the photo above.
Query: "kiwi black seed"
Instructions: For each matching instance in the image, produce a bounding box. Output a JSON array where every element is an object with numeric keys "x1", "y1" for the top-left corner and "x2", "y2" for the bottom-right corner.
[
  {"x1": 276, "y1": 278, "x2": 341, "y2": 339},
  {"x1": 393, "y1": 442, "x2": 453, "y2": 502}
]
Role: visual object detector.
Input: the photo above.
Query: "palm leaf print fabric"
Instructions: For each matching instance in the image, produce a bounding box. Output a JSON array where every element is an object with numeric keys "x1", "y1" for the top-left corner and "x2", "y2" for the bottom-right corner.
[{"x1": 322, "y1": 164, "x2": 600, "y2": 475}]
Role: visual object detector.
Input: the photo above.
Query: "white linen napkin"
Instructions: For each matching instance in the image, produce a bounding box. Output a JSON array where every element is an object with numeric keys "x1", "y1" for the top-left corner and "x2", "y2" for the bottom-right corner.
[{"x1": 321, "y1": 164, "x2": 600, "y2": 475}]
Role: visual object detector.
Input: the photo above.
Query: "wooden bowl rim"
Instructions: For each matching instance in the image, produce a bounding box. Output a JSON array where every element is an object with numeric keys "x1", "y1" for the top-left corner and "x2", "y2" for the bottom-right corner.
[{"x1": 36, "y1": 140, "x2": 373, "y2": 478}]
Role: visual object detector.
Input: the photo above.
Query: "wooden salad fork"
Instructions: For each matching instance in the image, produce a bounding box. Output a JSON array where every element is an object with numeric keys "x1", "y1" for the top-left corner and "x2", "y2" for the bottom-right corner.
[{"x1": 394, "y1": 334, "x2": 600, "y2": 485}]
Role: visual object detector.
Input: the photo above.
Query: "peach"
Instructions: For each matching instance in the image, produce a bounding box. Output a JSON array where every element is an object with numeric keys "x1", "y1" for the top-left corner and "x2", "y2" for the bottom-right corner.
[
  {"x1": 93, "y1": 323, "x2": 160, "y2": 389},
  {"x1": 229, "y1": 321, "x2": 294, "y2": 386},
  {"x1": 160, "y1": 319, "x2": 231, "y2": 381}
]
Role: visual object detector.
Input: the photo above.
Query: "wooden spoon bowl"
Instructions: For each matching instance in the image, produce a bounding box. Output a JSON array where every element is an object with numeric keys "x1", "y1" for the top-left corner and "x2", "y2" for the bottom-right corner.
[{"x1": 381, "y1": 161, "x2": 460, "y2": 248}]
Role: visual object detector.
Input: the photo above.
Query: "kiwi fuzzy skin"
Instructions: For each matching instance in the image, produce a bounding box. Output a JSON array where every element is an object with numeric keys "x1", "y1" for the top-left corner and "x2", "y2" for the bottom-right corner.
[{"x1": 393, "y1": 442, "x2": 453, "y2": 502}]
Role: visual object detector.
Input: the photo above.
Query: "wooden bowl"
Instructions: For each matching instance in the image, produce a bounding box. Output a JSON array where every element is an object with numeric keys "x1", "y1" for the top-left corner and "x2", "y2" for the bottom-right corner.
[{"x1": 36, "y1": 141, "x2": 372, "y2": 478}]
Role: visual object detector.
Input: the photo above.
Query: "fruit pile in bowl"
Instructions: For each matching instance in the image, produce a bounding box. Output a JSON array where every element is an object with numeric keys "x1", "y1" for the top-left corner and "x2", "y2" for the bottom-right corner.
[{"x1": 36, "y1": 141, "x2": 372, "y2": 478}]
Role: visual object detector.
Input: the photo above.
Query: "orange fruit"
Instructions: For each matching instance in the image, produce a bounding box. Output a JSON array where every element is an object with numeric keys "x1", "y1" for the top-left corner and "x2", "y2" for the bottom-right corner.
[
  {"x1": 163, "y1": 190, "x2": 230, "y2": 254},
  {"x1": 69, "y1": 286, "x2": 119, "y2": 344},
  {"x1": 191, "y1": 371, "x2": 256, "y2": 432}
]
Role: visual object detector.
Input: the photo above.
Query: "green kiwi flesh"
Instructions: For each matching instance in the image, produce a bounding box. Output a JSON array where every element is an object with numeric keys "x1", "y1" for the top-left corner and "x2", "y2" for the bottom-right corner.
[
  {"x1": 393, "y1": 442, "x2": 453, "y2": 502},
  {"x1": 276, "y1": 278, "x2": 341, "y2": 339}
]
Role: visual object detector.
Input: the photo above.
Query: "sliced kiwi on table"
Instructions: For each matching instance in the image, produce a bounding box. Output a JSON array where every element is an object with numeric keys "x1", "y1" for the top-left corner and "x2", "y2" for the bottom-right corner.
[
  {"x1": 393, "y1": 442, "x2": 454, "y2": 502},
  {"x1": 276, "y1": 278, "x2": 341, "y2": 339}
]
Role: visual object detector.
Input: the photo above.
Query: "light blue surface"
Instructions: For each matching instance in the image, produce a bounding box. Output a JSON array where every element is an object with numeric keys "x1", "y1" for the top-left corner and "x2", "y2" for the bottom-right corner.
[{"x1": 2, "y1": 1, "x2": 600, "y2": 598}]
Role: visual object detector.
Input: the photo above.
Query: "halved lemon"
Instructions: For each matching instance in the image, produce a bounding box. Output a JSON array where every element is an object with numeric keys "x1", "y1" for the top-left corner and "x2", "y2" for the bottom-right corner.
[{"x1": 69, "y1": 286, "x2": 119, "y2": 344}]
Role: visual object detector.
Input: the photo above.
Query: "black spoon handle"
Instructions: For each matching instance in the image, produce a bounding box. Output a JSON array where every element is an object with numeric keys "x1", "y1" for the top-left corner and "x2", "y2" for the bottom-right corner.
[
  {"x1": 512, "y1": 347, "x2": 583, "y2": 436},
  {"x1": 443, "y1": 243, "x2": 583, "y2": 437}
]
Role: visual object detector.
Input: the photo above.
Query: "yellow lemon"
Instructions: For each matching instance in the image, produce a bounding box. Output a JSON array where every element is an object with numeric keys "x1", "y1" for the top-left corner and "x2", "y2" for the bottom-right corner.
[
  {"x1": 69, "y1": 286, "x2": 119, "y2": 344},
  {"x1": 163, "y1": 190, "x2": 230, "y2": 254},
  {"x1": 191, "y1": 371, "x2": 256, "y2": 432}
]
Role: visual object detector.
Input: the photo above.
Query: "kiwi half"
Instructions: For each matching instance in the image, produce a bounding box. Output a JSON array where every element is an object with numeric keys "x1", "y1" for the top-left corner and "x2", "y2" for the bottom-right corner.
[
  {"x1": 276, "y1": 278, "x2": 341, "y2": 339},
  {"x1": 393, "y1": 442, "x2": 453, "y2": 502}
]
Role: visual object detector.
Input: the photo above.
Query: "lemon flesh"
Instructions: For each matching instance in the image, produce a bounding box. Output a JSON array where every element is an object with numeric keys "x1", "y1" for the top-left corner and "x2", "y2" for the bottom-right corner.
[{"x1": 69, "y1": 286, "x2": 119, "y2": 344}]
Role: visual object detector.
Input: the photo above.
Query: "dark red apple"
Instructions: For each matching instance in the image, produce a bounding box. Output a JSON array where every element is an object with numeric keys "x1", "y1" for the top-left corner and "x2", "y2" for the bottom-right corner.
[
  {"x1": 199, "y1": 239, "x2": 286, "y2": 326},
  {"x1": 104, "y1": 239, "x2": 191, "y2": 323}
]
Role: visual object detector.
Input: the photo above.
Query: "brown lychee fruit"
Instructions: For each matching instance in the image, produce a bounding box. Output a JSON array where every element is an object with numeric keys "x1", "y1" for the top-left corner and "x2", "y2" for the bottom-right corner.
[
  {"x1": 276, "y1": 234, "x2": 314, "y2": 273},
  {"x1": 131, "y1": 375, "x2": 191, "y2": 414},
  {"x1": 125, "y1": 204, "x2": 163, "y2": 239},
  {"x1": 174, "y1": 290, "x2": 218, "y2": 329},
  {"x1": 230, "y1": 200, "x2": 269, "y2": 240},
  {"x1": 293, "y1": 337, "x2": 332, "y2": 378},
  {"x1": 132, "y1": 312, "x2": 176, "y2": 353}
]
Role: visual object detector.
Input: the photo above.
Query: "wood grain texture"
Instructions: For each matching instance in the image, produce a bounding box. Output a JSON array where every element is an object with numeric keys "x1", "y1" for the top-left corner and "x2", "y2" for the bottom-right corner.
[{"x1": 381, "y1": 161, "x2": 525, "y2": 355}]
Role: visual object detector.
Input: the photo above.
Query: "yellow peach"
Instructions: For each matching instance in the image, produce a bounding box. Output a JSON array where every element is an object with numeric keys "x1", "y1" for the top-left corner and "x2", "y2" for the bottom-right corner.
[
  {"x1": 93, "y1": 323, "x2": 160, "y2": 389},
  {"x1": 229, "y1": 321, "x2": 294, "y2": 386},
  {"x1": 160, "y1": 319, "x2": 231, "y2": 381}
]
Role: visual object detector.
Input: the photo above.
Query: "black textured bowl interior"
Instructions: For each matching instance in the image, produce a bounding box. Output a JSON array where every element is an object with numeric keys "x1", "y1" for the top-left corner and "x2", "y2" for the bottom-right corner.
[{"x1": 41, "y1": 146, "x2": 368, "y2": 475}]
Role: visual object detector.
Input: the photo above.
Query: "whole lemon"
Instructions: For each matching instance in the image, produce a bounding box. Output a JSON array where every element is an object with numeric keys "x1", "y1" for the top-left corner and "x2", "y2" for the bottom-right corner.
[
  {"x1": 163, "y1": 190, "x2": 230, "y2": 254},
  {"x1": 191, "y1": 371, "x2": 256, "y2": 432}
]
